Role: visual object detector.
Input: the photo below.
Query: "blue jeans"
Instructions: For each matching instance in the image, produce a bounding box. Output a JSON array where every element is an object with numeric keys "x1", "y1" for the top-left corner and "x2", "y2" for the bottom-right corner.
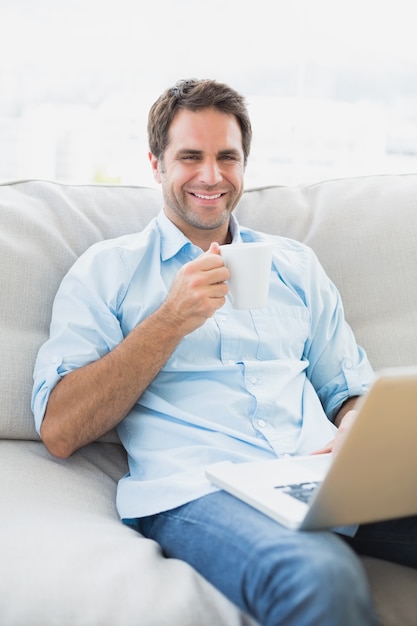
[{"x1": 124, "y1": 491, "x2": 384, "y2": 626}]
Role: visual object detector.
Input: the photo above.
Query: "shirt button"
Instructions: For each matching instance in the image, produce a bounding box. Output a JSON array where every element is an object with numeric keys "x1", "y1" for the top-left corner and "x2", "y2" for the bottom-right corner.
[
  {"x1": 249, "y1": 376, "x2": 257, "y2": 384},
  {"x1": 51, "y1": 355, "x2": 60, "y2": 364},
  {"x1": 228, "y1": 360, "x2": 235, "y2": 365},
  {"x1": 257, "y1": 419, "x2": 266, "y2": 428},
  {"x1": 344, "y1": 359, "x2": 353, "y2": 369}
]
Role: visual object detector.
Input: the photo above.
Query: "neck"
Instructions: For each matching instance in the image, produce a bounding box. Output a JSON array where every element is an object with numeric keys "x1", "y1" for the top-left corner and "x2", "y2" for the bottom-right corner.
[{"x1": 195, "y1": 228, "x2": 231, "y2": 251}]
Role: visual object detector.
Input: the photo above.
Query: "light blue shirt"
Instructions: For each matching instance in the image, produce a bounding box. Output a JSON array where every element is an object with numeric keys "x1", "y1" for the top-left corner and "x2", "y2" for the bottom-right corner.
[{"x1": 32, "y1": 211, "x2": 374, "y2": 519}]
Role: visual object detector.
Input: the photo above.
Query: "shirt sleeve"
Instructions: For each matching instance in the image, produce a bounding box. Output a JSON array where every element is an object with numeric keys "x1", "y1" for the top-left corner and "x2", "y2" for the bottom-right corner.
[
  {"x1": 31, "y1": 245, "x2": 126, "y2": 434},
  {"x1": 301, "y1": 247, "x2": 375, "y2": 420}
]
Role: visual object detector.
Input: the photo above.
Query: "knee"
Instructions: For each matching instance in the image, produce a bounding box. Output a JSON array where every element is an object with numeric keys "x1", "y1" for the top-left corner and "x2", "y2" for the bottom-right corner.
[
  {"x1": 302, "y1": 534, "x2": 368, "y2": 590},
  {"x1": 245, "y1": 533, "x2": 378, "y2": 626},
  {"x1": 303, "y1": 540, "x2": 373, "y2": 614}
]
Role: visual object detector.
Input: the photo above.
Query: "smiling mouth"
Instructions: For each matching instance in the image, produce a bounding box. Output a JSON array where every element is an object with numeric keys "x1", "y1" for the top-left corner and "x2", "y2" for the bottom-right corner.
[{"x1": 191, "y1": 192, "x2": 224, "y2": 200}]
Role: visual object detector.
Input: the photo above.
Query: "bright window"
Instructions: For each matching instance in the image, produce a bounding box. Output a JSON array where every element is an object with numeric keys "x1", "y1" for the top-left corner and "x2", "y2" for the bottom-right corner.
[{"x1": 1, "y1": 0, "x2": 416, "y2": 188}]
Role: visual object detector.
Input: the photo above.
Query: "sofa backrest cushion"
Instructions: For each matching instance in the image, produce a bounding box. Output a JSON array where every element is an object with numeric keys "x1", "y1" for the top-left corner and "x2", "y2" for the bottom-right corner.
[
  {"x1": 235, "y1": 174, "x2": 417, "y2": 372},
  {"x1": 1, "y1": 181, "x2": 161, "y2": 441},
  {"x1": 1, "y1": 175, "x2": 416, "y2": 441}
]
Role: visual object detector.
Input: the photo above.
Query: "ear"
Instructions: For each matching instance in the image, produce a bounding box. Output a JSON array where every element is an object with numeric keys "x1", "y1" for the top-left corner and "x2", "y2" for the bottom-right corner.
[{"x1": 148, "y1": 152, "x2": 162, "y2": 183}]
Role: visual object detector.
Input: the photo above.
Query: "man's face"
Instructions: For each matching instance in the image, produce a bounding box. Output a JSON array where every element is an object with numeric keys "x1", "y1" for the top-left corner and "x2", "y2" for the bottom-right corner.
[{"x1": 149, "y1": 107, "x2": 245, "y2": 244}]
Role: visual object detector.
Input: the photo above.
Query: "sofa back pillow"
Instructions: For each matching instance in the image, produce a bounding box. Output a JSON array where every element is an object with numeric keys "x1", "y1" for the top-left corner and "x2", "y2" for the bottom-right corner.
[
  {"x1": 0, "y1": 180, "x2": 162, "y2": 441},
  {"x1": 236, "y1": 174, "x2": 417, "y2": 371}
]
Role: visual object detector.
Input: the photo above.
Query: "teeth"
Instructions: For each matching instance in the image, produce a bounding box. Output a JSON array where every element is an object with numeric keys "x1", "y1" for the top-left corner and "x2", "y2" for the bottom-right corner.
[{"x1": 194, "y1": 193, "x2": 222, "y2": 200}]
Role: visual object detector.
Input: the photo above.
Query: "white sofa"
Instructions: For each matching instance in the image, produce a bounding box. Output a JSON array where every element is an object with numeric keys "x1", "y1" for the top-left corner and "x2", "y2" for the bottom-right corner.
[{"x1": 1, "y1": 175, "x2": 417, "y2": 626}]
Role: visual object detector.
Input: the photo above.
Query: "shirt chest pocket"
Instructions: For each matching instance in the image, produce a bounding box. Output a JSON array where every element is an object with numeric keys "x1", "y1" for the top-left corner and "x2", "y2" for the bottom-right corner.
[{"x1": 253, "y1": 306, "x2": 311, "y2": 361}]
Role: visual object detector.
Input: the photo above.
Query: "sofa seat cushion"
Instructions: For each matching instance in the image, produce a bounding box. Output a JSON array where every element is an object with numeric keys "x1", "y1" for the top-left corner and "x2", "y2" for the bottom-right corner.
[
  {"x1": 0, "y1": 439, "x2": 256, "y2": 626},
  {"x1": 361, "y1": 556, "x2": 417, "y2": 626}
]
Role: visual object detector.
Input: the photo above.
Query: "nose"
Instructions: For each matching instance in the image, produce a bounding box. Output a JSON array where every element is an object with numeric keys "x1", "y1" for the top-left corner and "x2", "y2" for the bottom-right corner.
[{"x1": 199, "y1": 157, "x2": 222, "y2": 186}]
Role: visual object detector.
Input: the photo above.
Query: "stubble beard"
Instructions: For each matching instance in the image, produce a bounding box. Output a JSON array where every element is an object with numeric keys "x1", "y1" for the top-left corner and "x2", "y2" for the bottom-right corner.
[{"x1": 164, "y1": 187, "x2": 240, "y2": 232}]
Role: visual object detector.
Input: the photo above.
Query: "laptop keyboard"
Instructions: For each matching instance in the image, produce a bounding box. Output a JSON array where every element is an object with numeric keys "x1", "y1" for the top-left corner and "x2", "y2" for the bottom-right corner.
[{"x1": 274, "y1": 481, "x2": 321, "y2": 504}]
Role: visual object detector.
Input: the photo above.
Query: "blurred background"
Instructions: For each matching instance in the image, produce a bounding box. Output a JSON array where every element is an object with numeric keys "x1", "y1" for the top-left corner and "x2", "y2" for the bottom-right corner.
[{"x1": 1, "y1": 0, "x2": 416, "y2": 189}]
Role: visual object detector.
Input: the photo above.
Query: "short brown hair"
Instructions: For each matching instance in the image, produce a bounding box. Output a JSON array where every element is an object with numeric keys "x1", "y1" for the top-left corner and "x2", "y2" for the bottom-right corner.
[{"x1": 147, "y1": 78, "x2": 252, "y2": 165}]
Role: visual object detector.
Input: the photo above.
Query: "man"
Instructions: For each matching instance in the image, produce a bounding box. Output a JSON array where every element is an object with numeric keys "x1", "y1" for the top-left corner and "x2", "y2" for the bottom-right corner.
[{"x1": 32, "y1": 79, "x2": 415, "y2": 625}]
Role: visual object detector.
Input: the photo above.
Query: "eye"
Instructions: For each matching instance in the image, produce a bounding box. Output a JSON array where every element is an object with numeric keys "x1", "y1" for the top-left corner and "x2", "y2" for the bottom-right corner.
[
  {"x1": 178, "y1": 152, "x2": 202, "y2": 162},
  {"x1": 219, "y1": 152, "x2": 241, "y2": 162}
]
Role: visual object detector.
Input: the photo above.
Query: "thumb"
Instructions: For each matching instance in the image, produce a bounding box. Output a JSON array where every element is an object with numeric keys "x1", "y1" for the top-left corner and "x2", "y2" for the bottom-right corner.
[{"x1": 207, "y1": 241, "x2": 221, "y2": 255}]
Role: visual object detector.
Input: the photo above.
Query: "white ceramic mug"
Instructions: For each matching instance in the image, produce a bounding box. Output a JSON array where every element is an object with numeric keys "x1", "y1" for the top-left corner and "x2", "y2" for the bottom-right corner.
[{"x1": 219, "y1": 241, "x2": 272, "y2": 309}]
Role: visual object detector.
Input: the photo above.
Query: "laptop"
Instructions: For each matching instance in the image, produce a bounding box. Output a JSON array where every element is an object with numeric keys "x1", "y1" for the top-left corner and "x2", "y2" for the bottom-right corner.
[{"x1": 205, "y1": 367, "x2": 417, "y2": 530}]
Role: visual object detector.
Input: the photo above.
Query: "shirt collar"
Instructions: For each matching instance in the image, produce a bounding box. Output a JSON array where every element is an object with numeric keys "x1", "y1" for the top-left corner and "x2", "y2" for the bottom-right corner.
[
  {"x1": 156, "y1": 211, "x2": 190, "y2": 261},
  {"x1": 156, "y1": 210, "x2": 242, "y2": 261}
]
